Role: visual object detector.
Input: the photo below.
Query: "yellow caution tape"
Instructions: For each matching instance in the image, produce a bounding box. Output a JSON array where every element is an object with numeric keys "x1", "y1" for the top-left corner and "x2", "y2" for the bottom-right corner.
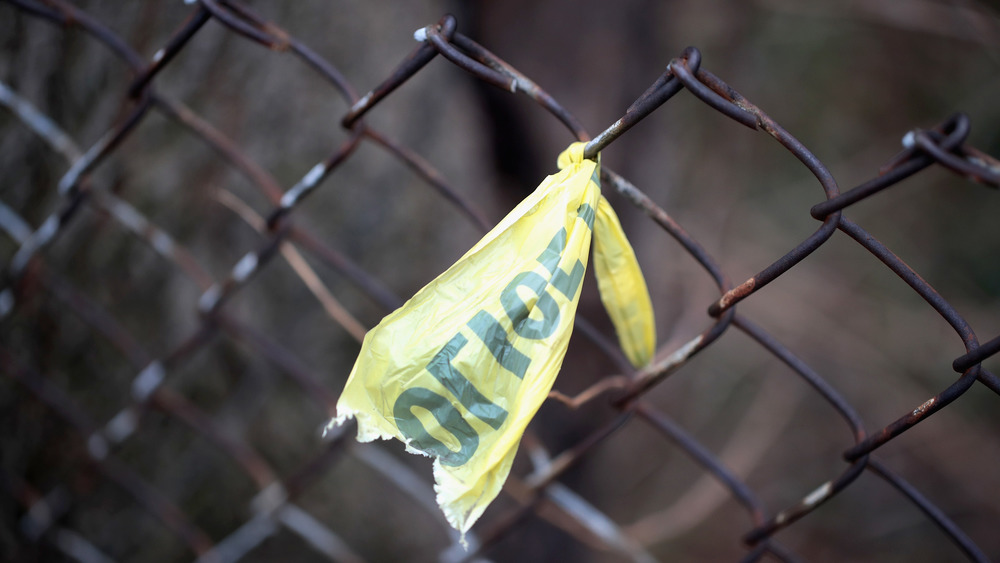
[
  {"x1": 329, "y1": 142, "x2": 655, "y2": 540},
  {"x1": 593, "y1": 195, "x2": 656, "y2": 367}
]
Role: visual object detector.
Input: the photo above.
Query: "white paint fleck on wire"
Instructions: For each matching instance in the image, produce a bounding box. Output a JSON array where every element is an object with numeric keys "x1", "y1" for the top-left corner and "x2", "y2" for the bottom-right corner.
[
  {"x1": 278, "y1": 190, "x2": 297, "y2": 209},
  {"x1": 251, "y1": 482, "x2": 288, "y2": 516},
  {"x1": 36, "y1": 215, "x2": 61, "y2": 245},
  {"x1": 803, "y1": 481, "x2": 833, "y2": 507},
  {"x1": 87, "y1": 434, "x2": 109, "y2": 460},
  {"x1": 132, "y1": 361, "x2": 165, "y2": 402},
  {"x1": 913, "y1": 397, "x2": 936, "y2": 416},
  {"x1": 301, "y1": 163, "x2": 326, "y2": 190},
  {"x1": 22, "y1": 493, "x2": 56, "y2": 540},
  {"x1": 151, "y1": 230, "x2": 175, "y2": 256},
  {"x1": 104, "y1": 408, "x2": 139, "y2": 443},
  {"x1": 232, "y1": 252, "x2": 259, "y2": 283},
  {"x1": 58, "y1": 133, "x2": 110, "y2": 194},
  {"x1": 281, "y1": 163, "x2": 326, "y2": 209},
  {"x1": 198, "y1": 284, "x2": 221, "y2": 313},
  {"x1": 108, "y1": 198, "x2": 148, "y2": 234},
  {"x1": 10, "y1": 215, "x2": 61, "y2": 276},
  {"x1": 512, "y1": 77, "x2": 533, "y2": 95},
  {"x1": 346, "y1": 91, "x2": 373, "y2": 121},
  {"x1": 647, "y1": 334, "x2": 704, "y2": 377}
]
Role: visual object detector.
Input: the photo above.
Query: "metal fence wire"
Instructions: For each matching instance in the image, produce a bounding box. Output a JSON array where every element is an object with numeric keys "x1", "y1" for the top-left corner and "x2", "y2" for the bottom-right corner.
[{"x1": 2, "y1": 1, "x2": 1000, "y2": 561}]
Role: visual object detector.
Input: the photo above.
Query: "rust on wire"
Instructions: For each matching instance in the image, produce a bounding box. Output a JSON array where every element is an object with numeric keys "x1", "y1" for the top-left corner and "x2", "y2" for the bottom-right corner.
[
  {"x1": 128, "y1": 6, "x2": 211, "y2": 97},
  {"x1": 584, "y1": 48, "x2": 698, "y2": 158},
  {"x1": 341, "y1": 15, "x2": 456, "y2": 128},
  {"x1": 451, "y1": 32, "x2": 589, "y2": 140},
  {"x1": 423, "y1": 15, "x2": 516, "y2": 92},
  {"x1": 810, "y1": 114, "x2": 972, "y2": 219}
]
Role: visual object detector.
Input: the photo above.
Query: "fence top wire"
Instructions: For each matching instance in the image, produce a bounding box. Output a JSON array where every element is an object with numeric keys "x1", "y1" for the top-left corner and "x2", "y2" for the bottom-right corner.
[{"x1": 1, "y1": 1, "x2": 999, "y2": 561}]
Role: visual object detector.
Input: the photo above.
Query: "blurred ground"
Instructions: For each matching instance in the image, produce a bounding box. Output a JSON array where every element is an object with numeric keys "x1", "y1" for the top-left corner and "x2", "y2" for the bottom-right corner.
[{"x1": 2, "y1": 0, "x2": 999, "y2": 561}]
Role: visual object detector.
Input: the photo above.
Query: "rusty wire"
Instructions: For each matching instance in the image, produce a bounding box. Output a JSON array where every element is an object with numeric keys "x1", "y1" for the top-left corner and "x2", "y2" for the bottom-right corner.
[{"x1": 1, "y1": 1, "x2": 998, "y2": 562}]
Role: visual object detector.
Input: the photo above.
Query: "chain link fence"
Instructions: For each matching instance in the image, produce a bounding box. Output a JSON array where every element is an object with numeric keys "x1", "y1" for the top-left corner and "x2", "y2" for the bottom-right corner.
[{"x1": 2, "y1": 1, "x2": 999, "y2": 561}]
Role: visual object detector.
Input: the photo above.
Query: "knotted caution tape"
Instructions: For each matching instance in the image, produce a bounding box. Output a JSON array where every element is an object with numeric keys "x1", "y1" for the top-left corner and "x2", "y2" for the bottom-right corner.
[{"x1": 329, "y1": 142, "x2": 655, "y2": 539}]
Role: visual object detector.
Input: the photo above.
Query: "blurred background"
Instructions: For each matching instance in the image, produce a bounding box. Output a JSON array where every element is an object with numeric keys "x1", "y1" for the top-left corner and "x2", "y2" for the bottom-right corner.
[{"x1": 2, "y1": 0, "x2": 999, "y2": 561}]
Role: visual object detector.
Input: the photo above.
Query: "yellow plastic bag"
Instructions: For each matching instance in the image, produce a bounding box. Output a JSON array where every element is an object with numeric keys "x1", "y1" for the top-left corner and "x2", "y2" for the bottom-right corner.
[{"x1": 329, "y1": 142, "x2": 654, "y2": 539}]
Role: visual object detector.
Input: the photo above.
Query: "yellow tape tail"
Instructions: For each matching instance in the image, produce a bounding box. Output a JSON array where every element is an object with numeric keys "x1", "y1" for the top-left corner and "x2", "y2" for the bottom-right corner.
[{"x1": 593, "y1": 195, "x2": 656, "y2": 367}]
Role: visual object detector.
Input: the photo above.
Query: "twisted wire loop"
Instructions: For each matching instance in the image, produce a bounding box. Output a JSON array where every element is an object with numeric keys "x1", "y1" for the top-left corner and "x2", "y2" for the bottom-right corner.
[{"x1": 2, "y1": 2, "x2": 998, "y2": 561}]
